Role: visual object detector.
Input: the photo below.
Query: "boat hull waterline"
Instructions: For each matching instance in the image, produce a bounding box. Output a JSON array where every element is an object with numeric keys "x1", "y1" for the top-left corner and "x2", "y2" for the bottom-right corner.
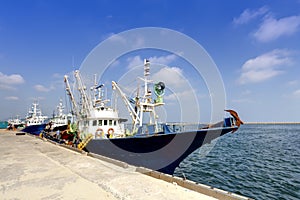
[
  {"x1": 22, "y1": 124, "x2": 47, "y2": 135},
  {"x1": 85, "y1": 125, "x2": 237, "y2": 175}
]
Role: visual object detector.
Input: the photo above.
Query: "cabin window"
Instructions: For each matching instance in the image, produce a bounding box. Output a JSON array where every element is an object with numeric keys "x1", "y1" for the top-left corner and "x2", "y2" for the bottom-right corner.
[
  {"x1": 109, "y1": 120, "x2": 112, "y2": 126},
  {"x1": 98, "y1": 120, "x2": 102, "y2": 126},
  {"x1": 104, "y1": 120, "x2": 107, "y2": 126},
  {"x1": 114, "y1": 120, "x2": 116, "y2": 126},
  {"x1": 93, "y1": 120, "x2": 97, "y2": 126}
]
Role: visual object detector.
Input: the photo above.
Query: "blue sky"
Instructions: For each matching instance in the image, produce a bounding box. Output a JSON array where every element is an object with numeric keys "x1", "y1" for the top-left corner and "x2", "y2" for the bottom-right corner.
[{"x1": 1, "y1": 0, "x2": 300, "y2": 122}]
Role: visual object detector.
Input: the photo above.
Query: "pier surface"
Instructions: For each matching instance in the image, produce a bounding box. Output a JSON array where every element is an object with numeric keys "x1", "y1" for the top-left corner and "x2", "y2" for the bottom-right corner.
[
  {"x1": 0, "y1": 130, "x2": 218, "y2": 200},
  {"x1": 0, "y1": 130, "x2": 250, "y2": 200}
]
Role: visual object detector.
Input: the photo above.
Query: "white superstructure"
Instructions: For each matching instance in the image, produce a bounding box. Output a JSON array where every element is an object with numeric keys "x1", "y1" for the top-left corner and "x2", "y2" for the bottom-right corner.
[
  {"x1": 50, "y1": 99, "x2": 72, "y2": 129},
  {"x1": 64, "y1": 71, "x2": 126, "y2": 139},
  {"x1": 7, "y1": 115, "x2": 24, "y2": 128},
  {"x1": 25, "y1": 101, "x2": 48, "y2": 126},
  {"x1": 64, "y1": 60, "x2": 165, "y2": 140}
]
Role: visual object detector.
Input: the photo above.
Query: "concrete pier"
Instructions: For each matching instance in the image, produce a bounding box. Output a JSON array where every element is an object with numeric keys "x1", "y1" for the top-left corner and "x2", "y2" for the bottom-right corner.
[{"x1": 0, "y1": 130, "x2": 250, "y2": 200}]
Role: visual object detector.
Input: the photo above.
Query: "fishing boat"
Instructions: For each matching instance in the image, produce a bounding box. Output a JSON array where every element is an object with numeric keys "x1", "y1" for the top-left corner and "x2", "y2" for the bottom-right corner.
[
  {"x1": 22, "y1": 101, "x2": 48, "y2": 135},
  {"x1": 49, "y1": 99, "x2": 73, "y2": 132},
  {"x1": 62, "y1": 60, "x2": 242, "y2": 175},
  {"x1": 7, "y1": 115, "x2": 25, "y2": 130}
]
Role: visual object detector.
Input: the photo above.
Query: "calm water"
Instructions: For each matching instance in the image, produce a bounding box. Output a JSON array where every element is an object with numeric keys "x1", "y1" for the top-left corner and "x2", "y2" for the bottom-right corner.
[{"x1": 174, "y1": 124, "x2": 300, "y2": 200}]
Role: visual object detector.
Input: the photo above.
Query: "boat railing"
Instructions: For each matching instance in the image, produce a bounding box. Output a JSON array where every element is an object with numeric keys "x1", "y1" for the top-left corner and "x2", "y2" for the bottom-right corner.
[{"x1": 123, "y1": 123, "x2": 206, "y2": 135}]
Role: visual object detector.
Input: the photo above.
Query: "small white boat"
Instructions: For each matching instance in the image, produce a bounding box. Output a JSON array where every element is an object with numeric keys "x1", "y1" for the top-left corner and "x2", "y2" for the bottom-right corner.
[{"x1": 7, "y1": 115, "x2": 25, "y2": 129}]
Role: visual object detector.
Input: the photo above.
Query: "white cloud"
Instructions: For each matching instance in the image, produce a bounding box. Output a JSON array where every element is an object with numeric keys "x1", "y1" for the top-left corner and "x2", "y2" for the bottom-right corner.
[
  {"x1": 238, "y1": 49, "x2": 293, "y2": 84},
  {"x1": 253, "y1": 15, "x2": 300, "y2": 42},
  {"x1": 127, "y1": 56, "x2": 143, "y2": 69},
  {"x1": 5, "y1": 96, "x2": 19, "y2": 101},
  {"x1": 151, "y1": 66, "x2": 201, "y2": 122},
  {"x1": 293, "y1": 89, "x2": 300, "y2": 96},
  {"x1": 127, "y1": 54, "x2": 178, "y2": 69},
  {"x1": 126, "y1": 61, "x2": 196, "y2": 102},
  {"x1": 0, "y1": 72, "x2": 25, "y2": 85},
  {"x1": 103, "y1": 33, "x2": 145, "y2": 49},
  {"x1": 164, "y1": 90, "x2": 194, "y2": 102},
  {"x1": 34, "y1": 84, "x2": 54, "y2": 92},
  {"x1": 233, "y1": 6, "x2": 269, "y2": 25},
  {"x1": 106, "y1": 33, "x2": 145, "y2": 48},
  {"x1": 234, "y1": 7, "x2": 300, "y2": 42},
  {"x1": 0, "y1": 72, "x2": 25, "y2": 90},
  {"x1": 148, "y1": 54, "x2": 177, "y2": 65},
  {"x1": 152, "y1": 67, "x2": 186, "y2": 88}
]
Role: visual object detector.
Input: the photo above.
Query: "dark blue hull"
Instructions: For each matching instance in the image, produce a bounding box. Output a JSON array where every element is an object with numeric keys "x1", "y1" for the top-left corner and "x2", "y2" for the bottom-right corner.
[
  {"x1": 22, "y1": 124, "x2": 46, "y2": 135},
  {"x1": 86, "y1": 126, "x2": 237, "y2": 174}
]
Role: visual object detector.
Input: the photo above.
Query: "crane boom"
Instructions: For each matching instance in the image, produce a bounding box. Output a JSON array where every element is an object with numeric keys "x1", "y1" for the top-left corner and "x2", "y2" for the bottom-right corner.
[
  {"x1": 74, "y1": 70, "x2": 91, "y2": 116},
  {"x1": 64, "y1": 75, "x2": 79, "y2": 117},
  {"x1": 112, "y1": 81, "x2": 140, "y2": 127}
]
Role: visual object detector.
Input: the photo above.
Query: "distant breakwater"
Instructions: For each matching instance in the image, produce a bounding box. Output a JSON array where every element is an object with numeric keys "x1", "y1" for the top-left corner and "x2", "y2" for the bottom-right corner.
[{"x1": 245, "y1": 122, "x2": 300, "y2": 125}]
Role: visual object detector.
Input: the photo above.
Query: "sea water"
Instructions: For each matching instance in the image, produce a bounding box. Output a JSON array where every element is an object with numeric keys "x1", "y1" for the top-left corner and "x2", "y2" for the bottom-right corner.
[{"x1": 174, "y1": 124, "x2": 300, "y2": 200}]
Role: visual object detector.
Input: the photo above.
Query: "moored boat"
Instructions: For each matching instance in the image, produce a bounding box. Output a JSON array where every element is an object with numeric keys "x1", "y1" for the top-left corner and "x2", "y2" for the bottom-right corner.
[
  {"x1": 22, "y1": 101, "x2": 48, "y2": 135},
  {"x1": 60, "y1": 59, "x2": 242, "y2": 174},
  {"x1": 49, "y1": 99, "x2": 73, "y2": 132},
  {"x1": 7, "y1": 115, "x2": 25, "y2": 130}
]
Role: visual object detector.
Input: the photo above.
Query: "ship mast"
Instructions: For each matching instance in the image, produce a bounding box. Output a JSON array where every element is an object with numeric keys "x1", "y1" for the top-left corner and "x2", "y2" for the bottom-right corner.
[
  {"x1": 112, "y1": 59, "x2": 165, "y2": 133},
  {"x1": 56, "y1": 99, "x2": 64, "y2": 117},
  {"x1": 91, "y1": 74, "x2": 109, "y2": 110},
  {"x1": 144, "y1": 59, "x2": 150, "y2": 99},
  {"x1": 138, "y1": 59, "x2": 158, "y2": 129}
]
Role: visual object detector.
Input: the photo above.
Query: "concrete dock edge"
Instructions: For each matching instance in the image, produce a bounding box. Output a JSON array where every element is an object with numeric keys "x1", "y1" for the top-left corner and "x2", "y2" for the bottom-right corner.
[
  {"x1": 39, "y1": 131, "x2": 253, "y2": 200},
  {"x1": 1, "y1": 130, "x2": 253, "y2": 200},
  {"x1": 135, "y1": 168, "x2": 253, "y2": 200},
  {"x1": 87, "y1": 152, "x2": 129, "y2": 169}
]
